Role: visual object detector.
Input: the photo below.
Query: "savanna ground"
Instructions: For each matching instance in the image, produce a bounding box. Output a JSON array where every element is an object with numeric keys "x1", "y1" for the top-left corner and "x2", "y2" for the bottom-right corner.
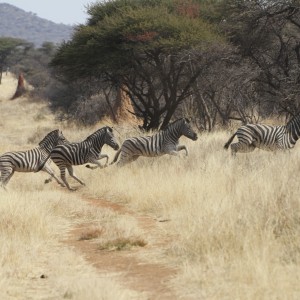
[{"x1": 1, "y1": 73, "x2": 300, "y2": 300}]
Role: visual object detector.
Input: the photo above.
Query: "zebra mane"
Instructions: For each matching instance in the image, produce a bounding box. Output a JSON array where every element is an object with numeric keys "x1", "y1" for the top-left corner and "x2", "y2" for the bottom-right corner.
[
  {"x1": 85, "y1": 126, "x2": 112, "y2": 141},
  {"x1": 38, "y1": 129, "x2": 59, "y2": 147}
]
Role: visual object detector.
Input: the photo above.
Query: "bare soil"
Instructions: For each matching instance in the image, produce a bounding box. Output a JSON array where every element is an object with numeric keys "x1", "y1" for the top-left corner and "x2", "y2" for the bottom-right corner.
[{"x1": 65, "y1": 196, "x2": 179, "y2": 300}]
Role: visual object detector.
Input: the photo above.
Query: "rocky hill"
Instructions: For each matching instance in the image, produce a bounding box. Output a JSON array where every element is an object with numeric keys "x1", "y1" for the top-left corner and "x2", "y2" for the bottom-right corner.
[{"x1": 0, "y1": 3, "x2": 73, "y2": 47}]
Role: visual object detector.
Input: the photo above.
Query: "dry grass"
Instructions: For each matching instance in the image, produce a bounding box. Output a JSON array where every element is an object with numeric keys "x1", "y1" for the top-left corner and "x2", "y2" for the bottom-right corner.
[
  {"x1": 0, "y1": 74, "x2": 145, "y2": 300},
  {"x1": 98, "y1": 237, "x2": 147, "y2": 251},
  {"x1": 79, "y1": 226, "x2": 104, "y2": 241},
  {"x1": 85, "y1": 131, "x2": 300, "y2": 299},
  {"x1": 1, "y1": 72, "x2": 300, "y2": 299}
]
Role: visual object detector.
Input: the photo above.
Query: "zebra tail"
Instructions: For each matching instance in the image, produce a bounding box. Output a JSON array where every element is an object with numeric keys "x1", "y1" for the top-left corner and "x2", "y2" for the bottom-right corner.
[
  {"x1": 35, "y1": 153, "x2": 52, "y2": 173},
  {"x1": 110, "y1": 149, "x2": 121, "y2": 165},
  {"x1": 224, "y1": 132, "x2": 236, "y2": 150}
]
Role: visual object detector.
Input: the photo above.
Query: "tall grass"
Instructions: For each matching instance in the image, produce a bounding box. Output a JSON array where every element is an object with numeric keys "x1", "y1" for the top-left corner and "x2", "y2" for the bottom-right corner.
[
  {"x1": 1, "y1": 72, "x2": 300, "y2": 299},
  {"x1": 86, "y1": 131, "x2": 300, "y2": 299}
]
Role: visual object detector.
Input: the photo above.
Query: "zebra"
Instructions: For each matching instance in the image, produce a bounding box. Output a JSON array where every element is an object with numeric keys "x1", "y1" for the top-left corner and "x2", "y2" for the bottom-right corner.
[
  {"x1": 224, "y1": 114, "x2": 300, "y2": 155},
  {"x1": 111, "y1": 118, "x2": 198, "y2": 166},
  {"x1": 0, "y1": 129, "x2": 68, "y2": 189},
  {"x1": 43, "y1": 141, "x2": 107, "y2": 185},
  {"x1": 43, "y1": 126, "x2": 119, "y2": 190}
]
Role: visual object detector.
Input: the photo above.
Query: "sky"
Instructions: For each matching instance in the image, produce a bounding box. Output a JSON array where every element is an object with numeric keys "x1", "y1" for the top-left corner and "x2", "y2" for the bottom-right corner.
[{"x1": 0, "y1": 0, "x2": 99, "y2": 25}]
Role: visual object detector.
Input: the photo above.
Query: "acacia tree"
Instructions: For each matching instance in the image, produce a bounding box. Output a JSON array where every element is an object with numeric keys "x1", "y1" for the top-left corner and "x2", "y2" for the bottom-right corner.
[
  {"x1": 51, "y1": 0, "x2": 223, "y2": 130},
  {"x1": 218, "y1": 0, "x2": 300, "y2": 117}
]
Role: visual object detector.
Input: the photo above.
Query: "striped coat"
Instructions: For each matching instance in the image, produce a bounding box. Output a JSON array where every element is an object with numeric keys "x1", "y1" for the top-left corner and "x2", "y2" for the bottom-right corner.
[
  {"x1": 48, "y1": 126, "x2": 119, "y2": 190},
  {"x1": 224, "y1": 114, "x2": 300, "y2": 155},
  {"x1": 0, "y1": 129, "x2": 67, "y2": 189},
  {"x1": 111, "y1": 118, "x2": 198, "y2": 166}
]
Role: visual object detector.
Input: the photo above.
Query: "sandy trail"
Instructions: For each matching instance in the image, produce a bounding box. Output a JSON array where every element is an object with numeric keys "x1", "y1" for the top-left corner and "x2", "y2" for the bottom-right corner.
[{"x1": 65, "y1": 196, "x2": 178, "y2": 300}]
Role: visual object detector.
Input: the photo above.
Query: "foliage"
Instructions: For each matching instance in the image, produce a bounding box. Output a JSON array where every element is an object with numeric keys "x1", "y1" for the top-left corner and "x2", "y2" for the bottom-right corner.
[
  {"x1": 176, "y1": 0, "x2": 300, "y2": 130},
  {"x1": 51, "y1": 0, "x2": 223, "y2": 130},
  {"x1": 218, "y1": 0, "x2": 300, "y2": 117},
  {"x1": 4, "y1": 0, "x2": 294, "y2": 130}
]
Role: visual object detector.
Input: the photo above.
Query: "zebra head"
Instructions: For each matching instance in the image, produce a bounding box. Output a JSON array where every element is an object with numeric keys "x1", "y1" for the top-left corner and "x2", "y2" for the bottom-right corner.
[
  {"x1": 180, "y1": 118, "x2": 198, "y2": 141},
  {"x1": 104, "y1": 127, "x2": 120, "y2": 150}
]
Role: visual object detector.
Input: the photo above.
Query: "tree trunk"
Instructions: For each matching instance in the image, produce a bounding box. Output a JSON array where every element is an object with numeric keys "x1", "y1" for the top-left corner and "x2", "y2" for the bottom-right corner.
[{"x1": 160, "y1": 102, "x2": 177, "y2": 130}]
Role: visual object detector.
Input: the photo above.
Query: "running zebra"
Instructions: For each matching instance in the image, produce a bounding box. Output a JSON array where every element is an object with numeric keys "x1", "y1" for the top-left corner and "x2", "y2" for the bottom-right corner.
[
  {"x1": 44, "y1": 126, "x2": 119, "y2": 190},
  {"x1": 111, "y1": 118, "x2": 198, "y2": 166},
  {"x1": 0, "y1": 129, "x2": 68, "y2": 189},
  {"x1": 224, "y1": 114, "x2": 300, "y2": 155}
]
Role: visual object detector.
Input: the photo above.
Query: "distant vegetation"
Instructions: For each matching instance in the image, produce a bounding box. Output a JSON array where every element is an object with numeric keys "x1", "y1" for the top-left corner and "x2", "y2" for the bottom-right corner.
[
  {"x1": 0, "y1": 3, "x2": 73, "y2": 46},
  {"x1": 1, "y1": 0, "x2": 300, "y2": 131}
]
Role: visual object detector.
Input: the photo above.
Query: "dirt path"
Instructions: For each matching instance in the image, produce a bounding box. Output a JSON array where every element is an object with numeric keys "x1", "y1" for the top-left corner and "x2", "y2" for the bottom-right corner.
[{"x1": 65, "y1": 196, "x2": 178, "y2": 300}]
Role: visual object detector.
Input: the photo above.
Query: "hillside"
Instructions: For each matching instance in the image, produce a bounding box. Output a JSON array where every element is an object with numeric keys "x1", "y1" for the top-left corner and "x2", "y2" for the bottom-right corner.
[{"x1": 0, "y1": 3, "x2": 73, "y2": 46}]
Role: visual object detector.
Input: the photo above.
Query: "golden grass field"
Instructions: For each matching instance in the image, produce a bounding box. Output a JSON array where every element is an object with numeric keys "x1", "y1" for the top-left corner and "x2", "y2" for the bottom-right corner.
[{"x1": 1, "y1": 73, "x2": 300, "y2": 299}]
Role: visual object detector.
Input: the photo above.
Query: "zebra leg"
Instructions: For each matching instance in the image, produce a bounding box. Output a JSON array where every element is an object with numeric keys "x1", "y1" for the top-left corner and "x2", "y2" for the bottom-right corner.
[
  {"x1": 0, "y1": 179, "x2": 7, "y2": 191},
  {"x1": 99, "y1": 154, "x2": 109, "y2": 166},
  {"x1": 0, "y1": 183, "x2": 7, "y2": 191},
  {"x1": 66, "y1": 165, "x2": 85, "y2": 187},
  {"x1": 168, "y1": 150, "x2": 181, "y2": 156},
  {"x1": 42, "y1": 165, "x2": 65, "y2": 187},
  {"x1": 177, "y1": 145, "x2": 188, "y2": 156},
  {"x1": 110, "y1": 149, "x2": 121, "y2": 165},
  {"x1": 86, "y1": 154, "x2": 109, "y2": 169},
  {"x1": 59, "y1": 166, "x2": 73, "y2": 190},
  {"x1": 115, "y1": 145, "x2": 141, "y2": 167},
  {"x1": 1, "y1": 168, "x2": 14, "y2": 188},
  {"x1": 85, "y1": 160, "x2": 102, "y2": 170}
]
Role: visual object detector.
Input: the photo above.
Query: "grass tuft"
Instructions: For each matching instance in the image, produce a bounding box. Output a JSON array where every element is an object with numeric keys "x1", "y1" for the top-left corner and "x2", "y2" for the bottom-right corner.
[
  {"x1": 98, "y1": 237, "x2": 147, "y2": 251},
  {"x1": 79, "y1": 227, "x2": 104, "y2": 241}
]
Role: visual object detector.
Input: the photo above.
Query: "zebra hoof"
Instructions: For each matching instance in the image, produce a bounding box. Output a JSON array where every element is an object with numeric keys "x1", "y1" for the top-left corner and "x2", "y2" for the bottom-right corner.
[
  {"x1": 86, "y1": 164, "x2": 91, "y2": 169},
  {"x1": 68, "y1": 187, "x2": 77, "y2": 191}
]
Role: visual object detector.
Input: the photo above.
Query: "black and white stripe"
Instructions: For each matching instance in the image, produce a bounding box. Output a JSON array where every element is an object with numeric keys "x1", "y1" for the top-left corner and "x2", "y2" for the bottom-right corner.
[
  {"x1": 111, "y1": 118, "x2": 198, "y2": 166},
  {"x1": 49, "y1": 126, "x2": 119, "y2": 190},
  {"x1": 224, "y1": 114, "x2": 300, "y2": 155},
  {"x1": 0, "y1": 129, "x2": 68, "y2": 189}
]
